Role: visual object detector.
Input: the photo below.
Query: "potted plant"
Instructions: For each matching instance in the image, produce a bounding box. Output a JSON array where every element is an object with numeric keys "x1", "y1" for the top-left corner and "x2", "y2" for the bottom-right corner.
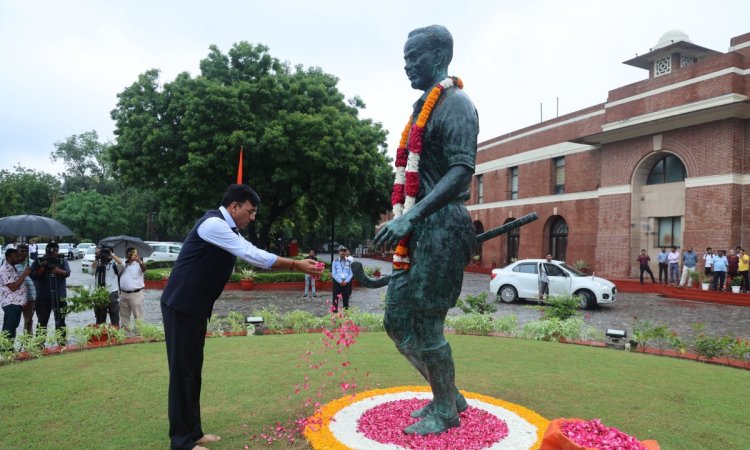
[
  {"x1": 690, "y1": 270, "x2": 708, "y2": 290},
  {"x1": 573, "y1": 259, "x2": 590, "y2": 274},
  {"x1": 238, "y1": 268, "x2": 255, "y2": 290},
  {"x1": 730, "y1": 275, "x2": 743, "y2": 293}
]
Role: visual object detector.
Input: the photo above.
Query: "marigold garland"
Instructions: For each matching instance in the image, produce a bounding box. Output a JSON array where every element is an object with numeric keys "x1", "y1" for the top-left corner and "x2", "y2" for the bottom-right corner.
[
  {"x1": 391, "y1": 77, "x2": 463, "y2": 271},
  {"x1": 303, "y1": 385, "x2": 549, "y2": 449}
]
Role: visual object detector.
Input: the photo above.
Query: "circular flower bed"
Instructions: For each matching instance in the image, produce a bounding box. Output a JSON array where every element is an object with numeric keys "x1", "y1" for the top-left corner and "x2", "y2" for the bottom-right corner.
[{"x1": 304, "y1": 386, "x2": 549, "y2": 449}]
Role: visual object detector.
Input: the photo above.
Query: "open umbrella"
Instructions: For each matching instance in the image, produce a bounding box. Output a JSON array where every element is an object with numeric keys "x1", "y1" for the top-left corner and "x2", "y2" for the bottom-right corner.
[
  {"x1": 99, "y1": 235, "x2": 153, "y2": 258},
  {"x1": 0, "y1": 214, "x2": 75, "y2": 237}
]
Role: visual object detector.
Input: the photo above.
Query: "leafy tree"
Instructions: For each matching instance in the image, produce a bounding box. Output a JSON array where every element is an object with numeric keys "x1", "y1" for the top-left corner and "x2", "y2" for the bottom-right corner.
[
  {"x1": 0, "y1": 166, "x2": 62, "y2": 217},
  {"x1": 110, "y1": 42, "x2": 392, "y2": 247},
  {"x1": 51, "y1": 131, "x2": 114, "y2": 194},
  {"x1": 54, "y1": 191, "x2": 128, "y2": 241}
]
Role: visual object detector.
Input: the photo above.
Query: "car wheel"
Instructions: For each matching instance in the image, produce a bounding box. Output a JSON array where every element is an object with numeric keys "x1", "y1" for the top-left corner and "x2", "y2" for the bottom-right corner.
[
  {"x1": 575, "y1": 289, "x2": 597, "y2": 309},
  {"x1": 498, "y1": 285, "x2": 518, "y2": 303}
]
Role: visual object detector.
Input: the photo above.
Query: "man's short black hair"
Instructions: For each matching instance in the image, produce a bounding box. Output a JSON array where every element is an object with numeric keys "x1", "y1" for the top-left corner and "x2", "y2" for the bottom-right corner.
[
  {"x1": 408, "y1": 25, "x2": 454, "y2": 68},
  {"x1": 5, "y1": 248, "x2": 19, "y2": 259},
  {"x1": 47, "y1": 242, "x2": 59, "y2": 251},
  {"x1": 221, "y1": 184, "x2": 261, "y2": 207}
]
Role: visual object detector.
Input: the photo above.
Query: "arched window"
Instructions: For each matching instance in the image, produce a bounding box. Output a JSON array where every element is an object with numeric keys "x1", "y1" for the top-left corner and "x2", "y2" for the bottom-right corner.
[
  {"x1": 505, "y1": 218, "x2": 520, "y2": 264},
  {"x1": 647, "y1": 155, "x2": 686, "y2": 185},
  {"x1": 549, "y1": 217, "x2": 568, "y2": 261}
]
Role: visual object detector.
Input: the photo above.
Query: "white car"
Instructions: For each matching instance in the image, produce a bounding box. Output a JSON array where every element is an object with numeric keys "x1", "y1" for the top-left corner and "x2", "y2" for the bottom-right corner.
[
  {"x1": 58, "y1": 243, "x2": 77, "y2": 260},
  {"x1": 143, "y1": 242, "x2": 182, "y2": 263},
  {"x1": 76, "y1": 242, "x2": 94, "y2": 258},
  {"x1": 489, "y1": 259, "x2": 616, "y2": 309},
  {"x1": 81, "y1": 246, "x2": 97, "y2": 273}
]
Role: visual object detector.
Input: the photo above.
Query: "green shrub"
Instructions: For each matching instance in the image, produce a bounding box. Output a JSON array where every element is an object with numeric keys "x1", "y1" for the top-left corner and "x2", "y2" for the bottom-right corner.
[
  {"x1": 348, "y1": 310, "x2": 385, "y2": 331},
  {"x1": 251, "y1": 306, "x2": 283, "y2": 333},
  {"x1": 252, "y1": 272, "x2": 306, "y2": 283},
  {"x1": 144, "y1": 269, "x2": 170, "y2": 281},
  {"x1": 542, "y1": 294, "x2": 581, "y2": 320},
  {"x1": 145, "y1": 260, "x2": 175, "y2": 270},
  {"x1": 493, "y1": 315, "x2": 518, "y2": 335},
  {"x1": 135, "y1": 320, "x2": 165, "y2": 342},
  {"x1": 631, "y1": 317, "x2": 654, "y2": 349},
  {"x1": 691, "y1": 323, "x2": 731, "y2": 361},
  {"x1": 521, "y1": 318, "x2": 562, "y2": 341},
  {"x1": 225, "y1": 311, "x2": 247, "y2": 333},
  {"x1": 0, "y1": 331, "x2": 16, "y2": 363},
  {"x1": 447, "y1": 313, "x2": 494, "y2": 336},
  {"x1": 63, "y1": 286, "x2": 111, "y2": 314},
  {"x1": 456, "y1": 292, "x2": 496, "y2": 315},
  {"x1": 228, "y1": 272, "x2": 241, "y2": 283},
  {"x1": 650, "y1": 324, "x2": 672, "y2": 354},
  {"x1": 282, "y1": 310, "x2": 318, "y2": 333}
]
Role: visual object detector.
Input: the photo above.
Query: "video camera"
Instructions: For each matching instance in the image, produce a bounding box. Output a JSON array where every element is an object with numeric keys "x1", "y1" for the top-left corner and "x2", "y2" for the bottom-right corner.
[
  {"x1": 38, "y1": 254, "x2": 65, "y2": 269},
  {"x1": 96, "y1": 245, "x2": 114, "y2": 264}
]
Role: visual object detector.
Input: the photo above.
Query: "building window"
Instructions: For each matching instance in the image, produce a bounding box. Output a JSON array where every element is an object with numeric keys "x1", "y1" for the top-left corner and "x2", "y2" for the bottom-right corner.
[
  {"x1": 509, "y1": 167, "x2": 518, "y2": 199},
  {"x1": 680, "y1": 55, "x2": 697, "y2": 67},
  {"x1": 658, "y1": 217, "x2": 682, "y2": 247},
  {"x1": 505, "y1": 218, "x2": 520, "y2": 264},
  {"x1": 549, "y1": 217, "x2": 568, "y2": 261},
  {"x1": 553, "y1": 157, "x2": 565, "y2": 194},
  {"x1": 646, "y1": 155, "x2": 686, "y2": 185},
  {"x1": 654, "y1": 56, "x2": 672, "y2": 77},
  {"x1": 475, "y1": 174, "x2": 484, "y2": 204}
]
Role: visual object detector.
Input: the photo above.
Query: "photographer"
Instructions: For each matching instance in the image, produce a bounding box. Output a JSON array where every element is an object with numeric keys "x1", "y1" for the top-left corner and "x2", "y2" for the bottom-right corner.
[
  {"x1": 118, "y1": 247, "x2": 146, "y2": 331},
  {"x1": 30, "y1": 242, "x2": 71, "y2": 338},
  {"x1": 90, "y1": 245, "x2": 123, "y2": 326}
]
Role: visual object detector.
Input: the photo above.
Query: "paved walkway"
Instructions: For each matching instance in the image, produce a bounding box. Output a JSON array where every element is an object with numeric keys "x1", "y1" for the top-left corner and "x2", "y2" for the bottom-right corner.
[{"x1": 4, "y1": 258, "x2": 749, "y2": 341}]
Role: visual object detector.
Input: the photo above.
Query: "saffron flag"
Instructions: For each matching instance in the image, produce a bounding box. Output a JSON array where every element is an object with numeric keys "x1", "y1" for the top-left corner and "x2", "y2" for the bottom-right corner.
[{"x1": 236, "y1": 146, "x2": 244, "y2": 184}]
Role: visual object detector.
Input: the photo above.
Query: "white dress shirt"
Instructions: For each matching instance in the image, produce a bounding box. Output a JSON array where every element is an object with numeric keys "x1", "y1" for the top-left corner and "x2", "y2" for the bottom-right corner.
[{"x1": 197, "y1": 206, "x2": 277, "y2": 269}]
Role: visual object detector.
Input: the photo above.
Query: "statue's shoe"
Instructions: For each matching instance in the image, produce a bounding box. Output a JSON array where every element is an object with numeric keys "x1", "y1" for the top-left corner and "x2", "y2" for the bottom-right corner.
[
  {"x1": 410, "y1": 393, "x2": 468, "y2": 419},
  {"x1": 404, "y1": 412, "x2": 460, "y2": 435}
]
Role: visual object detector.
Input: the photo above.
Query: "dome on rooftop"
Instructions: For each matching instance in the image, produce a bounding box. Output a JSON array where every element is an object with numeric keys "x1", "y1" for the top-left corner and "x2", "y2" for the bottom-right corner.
[{"x1": 653, "y1": 30, "x2": 692, "y2": 50}]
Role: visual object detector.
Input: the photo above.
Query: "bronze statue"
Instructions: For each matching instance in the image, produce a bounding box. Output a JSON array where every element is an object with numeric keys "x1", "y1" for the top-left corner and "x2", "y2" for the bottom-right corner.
[{"x1": 353, "y1": 25, "x2": 537, "y2": 435}]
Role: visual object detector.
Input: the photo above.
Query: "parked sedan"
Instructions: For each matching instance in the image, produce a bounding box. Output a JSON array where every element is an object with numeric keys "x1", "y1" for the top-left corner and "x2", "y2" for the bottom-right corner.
[
  {"x1": 489, "y1": 259, "x2": 616, "y2": 309},
  {"x1": 143, "y1": 242, "x2": 182, "y2": 263},
  {"x1": 81, "y1": 246, "x2": 97, "y2": 273}
]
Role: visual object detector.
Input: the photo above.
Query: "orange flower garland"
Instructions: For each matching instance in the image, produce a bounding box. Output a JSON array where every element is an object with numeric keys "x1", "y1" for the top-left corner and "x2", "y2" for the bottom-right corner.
[{"x1": 391, "y1": 76, "x2": 463, "y2": 271}]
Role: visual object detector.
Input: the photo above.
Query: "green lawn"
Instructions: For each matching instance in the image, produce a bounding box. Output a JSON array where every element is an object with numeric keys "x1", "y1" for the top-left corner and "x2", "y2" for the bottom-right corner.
[{"x1": 1, "y1": 333, "x2": 747, "y2": 449}]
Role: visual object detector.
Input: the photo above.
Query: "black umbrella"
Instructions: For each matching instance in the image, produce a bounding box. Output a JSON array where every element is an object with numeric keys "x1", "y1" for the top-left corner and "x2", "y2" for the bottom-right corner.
[
  {"x1": 99, "y1": 235, "x2": 154, "y2": 258},
  {"x1": 0, "y1": 214, "x2": 75, "y2": 237}
]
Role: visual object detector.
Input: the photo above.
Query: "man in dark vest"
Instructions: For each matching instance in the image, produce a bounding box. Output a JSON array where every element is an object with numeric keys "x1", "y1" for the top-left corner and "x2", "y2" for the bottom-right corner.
[{"x1": 160, "y1": 184, "x2": 322, "y2": 450}]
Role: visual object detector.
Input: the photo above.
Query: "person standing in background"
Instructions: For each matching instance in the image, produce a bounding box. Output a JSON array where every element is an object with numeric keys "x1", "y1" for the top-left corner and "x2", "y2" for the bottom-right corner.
[
  {"x1": 637, "y1": 249, "x2": 656, "y2": 284},
  {"x1": 302, "y1": 249, "x2": 318, "y2": 298},
  {"x1": 656, "y1": 247, "x2": 668, "y2": 284}
]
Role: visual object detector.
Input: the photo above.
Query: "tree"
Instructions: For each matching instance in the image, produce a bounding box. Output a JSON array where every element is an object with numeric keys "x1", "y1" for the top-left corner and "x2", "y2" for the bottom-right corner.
[
  {"x1": 110, "y1": 42, "x2": 393, "y2": 246},
  {"x1": 54, "y1": 191, "x2": 128, "y2": 242},
  {"x1": 0, "y1": 166, "x2": 62, "y2": 218},
  {"x1": 51, "y1": 131, "x2": 114, "y2": 194}
]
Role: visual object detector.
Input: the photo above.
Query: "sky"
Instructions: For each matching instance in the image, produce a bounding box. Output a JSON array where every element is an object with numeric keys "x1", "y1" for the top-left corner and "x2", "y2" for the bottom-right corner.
[{"x1": 1, "y1": 0, "x2": 748, "y2": 176}]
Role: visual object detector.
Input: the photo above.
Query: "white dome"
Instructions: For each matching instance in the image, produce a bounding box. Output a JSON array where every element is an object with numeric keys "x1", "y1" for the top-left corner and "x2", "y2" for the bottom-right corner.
[{"x1": 653, "y1": 30, "x2": 692, "y2": 50}]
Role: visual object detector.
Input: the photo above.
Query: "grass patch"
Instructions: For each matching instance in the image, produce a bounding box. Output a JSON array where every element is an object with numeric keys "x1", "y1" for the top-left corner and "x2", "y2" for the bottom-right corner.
[{"x1": 0, "y1": 333, "x2": 747, "y2": 449}]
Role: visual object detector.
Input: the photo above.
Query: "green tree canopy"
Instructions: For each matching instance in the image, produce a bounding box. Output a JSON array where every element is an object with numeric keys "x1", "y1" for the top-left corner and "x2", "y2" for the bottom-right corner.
[
  {"x1": 110, "y1": 42, "x2": 393, "y2": 247},
  {"x1": 54, "y1": 191, "x2": 128, "y2": 242},
  {"x1": 0, "y1": 166, "x2": 62, "y2": 218},
  {"x1": 51, "y1": 130, "x2": 114, "y2": 194}
]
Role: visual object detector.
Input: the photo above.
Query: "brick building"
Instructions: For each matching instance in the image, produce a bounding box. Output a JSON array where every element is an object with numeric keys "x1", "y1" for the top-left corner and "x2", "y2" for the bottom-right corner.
[{"x1": 469, "y1": 30, "x2": 750, "y2": 277}]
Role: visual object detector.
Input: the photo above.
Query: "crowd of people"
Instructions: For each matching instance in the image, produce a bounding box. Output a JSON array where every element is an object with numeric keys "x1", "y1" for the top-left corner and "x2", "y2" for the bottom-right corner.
[
  {"x1": 643, "y1": 245, "x2": 750, "y2": 292},
  {"x1": 0, "y1": 241, "x2": 145, "y2": 351}
]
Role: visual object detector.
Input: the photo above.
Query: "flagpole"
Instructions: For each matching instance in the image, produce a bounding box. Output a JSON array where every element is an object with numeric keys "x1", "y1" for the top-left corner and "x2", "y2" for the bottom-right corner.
[{"x1": 236, "y1": 146, "x2": 244, "y2": 184}]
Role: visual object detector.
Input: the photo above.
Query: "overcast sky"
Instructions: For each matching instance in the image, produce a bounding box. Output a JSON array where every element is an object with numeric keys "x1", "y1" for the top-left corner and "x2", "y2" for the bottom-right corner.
[{"x1": 1, "y1": 0, "x2": 748, "y2": 176}]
